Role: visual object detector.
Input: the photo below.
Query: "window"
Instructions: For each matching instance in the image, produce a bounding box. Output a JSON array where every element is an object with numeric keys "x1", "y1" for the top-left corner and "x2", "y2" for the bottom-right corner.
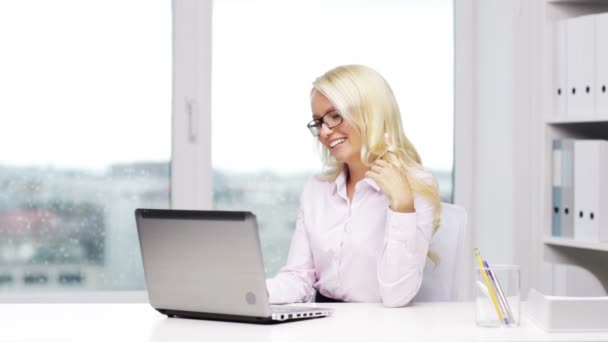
[
  {"x1": 212, "y1": 0, "x2": 454, "y2": 277},
  {"x1": 0, "y1": 1, "x2": 171, "y2": 292}
]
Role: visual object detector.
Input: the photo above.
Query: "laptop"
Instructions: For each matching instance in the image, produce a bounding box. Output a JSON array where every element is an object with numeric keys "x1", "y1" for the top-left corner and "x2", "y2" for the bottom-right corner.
[{"x1": 134, "y1": 208, "x2": 333, "y2": 324}]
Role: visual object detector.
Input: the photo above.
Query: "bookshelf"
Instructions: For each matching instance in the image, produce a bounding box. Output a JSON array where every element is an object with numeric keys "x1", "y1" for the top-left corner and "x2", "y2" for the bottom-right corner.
[{"x1": 541, "y1": 0, "x2": 608, "y2": 294}]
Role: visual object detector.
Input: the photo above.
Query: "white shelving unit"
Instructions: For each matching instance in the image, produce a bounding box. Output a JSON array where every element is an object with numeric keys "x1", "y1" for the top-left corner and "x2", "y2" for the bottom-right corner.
[
  {"x1": 541, "y1": 0, "x2": 608, "y2": 294},
  {"x1": 545, "y1": 236, "x2": 608, "y2": 252}
]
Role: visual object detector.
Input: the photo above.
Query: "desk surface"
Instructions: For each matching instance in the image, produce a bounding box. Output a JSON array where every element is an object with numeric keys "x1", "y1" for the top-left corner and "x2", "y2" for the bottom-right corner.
[{"x1": 1, "y1": 302, "x2": 607, "y2": 342}]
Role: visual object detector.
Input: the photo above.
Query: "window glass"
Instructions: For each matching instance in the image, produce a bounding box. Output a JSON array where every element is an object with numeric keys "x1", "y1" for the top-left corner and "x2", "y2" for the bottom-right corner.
[
  {"x1": 212, "y1": 0, "x2": 454, "y2": 276},
  {"x1": 0, "y1": 0, "x2": 171, "y2": 292}
]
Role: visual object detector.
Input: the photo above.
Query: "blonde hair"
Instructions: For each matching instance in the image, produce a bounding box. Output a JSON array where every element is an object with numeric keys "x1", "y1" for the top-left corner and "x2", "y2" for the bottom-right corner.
[{"x1": 312, "y1": 65, "x2": 442, "y2": 263}]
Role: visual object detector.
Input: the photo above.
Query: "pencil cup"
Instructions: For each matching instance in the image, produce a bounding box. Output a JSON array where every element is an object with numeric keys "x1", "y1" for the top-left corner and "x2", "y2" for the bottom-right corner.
[{"x1": 475, "y1": 264, "x2": 520, "y2": 327}]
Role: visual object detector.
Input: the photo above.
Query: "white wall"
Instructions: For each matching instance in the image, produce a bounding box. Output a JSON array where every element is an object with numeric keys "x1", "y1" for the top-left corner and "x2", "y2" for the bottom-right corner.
[
  {"x1": 473, "y1": 0, "x2": 517, "y2": 264},
  {"x1": 455, "y1": 0, "x2": 543, "y2": 299}
]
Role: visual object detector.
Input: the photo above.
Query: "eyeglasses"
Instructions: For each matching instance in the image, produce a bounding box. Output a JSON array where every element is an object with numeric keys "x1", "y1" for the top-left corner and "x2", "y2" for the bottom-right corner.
[{"x1": 306, "y1": 111, "x2": 344, "y2": 137}]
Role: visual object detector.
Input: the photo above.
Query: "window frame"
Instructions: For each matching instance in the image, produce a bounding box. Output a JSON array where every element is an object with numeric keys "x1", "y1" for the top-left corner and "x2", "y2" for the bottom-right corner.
[{"x1": 171, "y1": 0, "x2": 213, "y2": 212}]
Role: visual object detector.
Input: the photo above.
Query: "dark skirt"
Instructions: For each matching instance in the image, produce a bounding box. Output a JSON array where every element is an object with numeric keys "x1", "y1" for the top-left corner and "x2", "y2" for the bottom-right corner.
[{"x1": 315, "y1": 291, "x2": 344, "y2": 303}]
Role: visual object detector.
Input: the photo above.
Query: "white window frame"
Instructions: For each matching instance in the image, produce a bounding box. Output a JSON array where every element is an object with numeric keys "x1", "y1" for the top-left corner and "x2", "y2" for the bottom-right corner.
[
  {"x1": 171, "y1": 0, "x2": 213, "y2": 211},
  {"x1": 453, "y1": 0, "x2": 475, "y2": 300}
]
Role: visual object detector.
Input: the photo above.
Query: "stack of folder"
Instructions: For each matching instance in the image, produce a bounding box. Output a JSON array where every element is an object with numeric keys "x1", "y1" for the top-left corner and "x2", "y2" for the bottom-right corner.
[
  {"x1": 552, "y1": 139, "x2": 608, "y2": 242},
  {"x1": 555, "y1": 13, "x2": 608, "y2": 118}
]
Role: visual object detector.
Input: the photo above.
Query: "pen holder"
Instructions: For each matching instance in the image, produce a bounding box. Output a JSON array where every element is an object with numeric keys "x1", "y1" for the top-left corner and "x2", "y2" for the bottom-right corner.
[{"x1": 475, "y1": 264, "x2": 520, "y2": 327}]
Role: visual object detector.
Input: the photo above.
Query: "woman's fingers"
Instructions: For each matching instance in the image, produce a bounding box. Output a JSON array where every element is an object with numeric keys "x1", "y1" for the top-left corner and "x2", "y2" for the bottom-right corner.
[
  {"x1": 374, "y1": 158, "x2": 401, "y2": 176},
  {"x1": 385, "y1": 152, "x2": 401, "y2": 167},
  {"x1": 373, "y1": 159, "x2": 390, "y2": 168},
  {"x1": 371, "y1": 164, "x2": 383, "y2": 173},
  {"x1": 365, "y1": 170, "x2": 383, "y2": 186}
]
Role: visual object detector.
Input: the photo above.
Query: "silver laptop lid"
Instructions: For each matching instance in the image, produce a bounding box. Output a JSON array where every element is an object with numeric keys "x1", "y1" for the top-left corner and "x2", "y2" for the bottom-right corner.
[{"x1": 135, "y1": 209, "x2": 271, "y2": 318}]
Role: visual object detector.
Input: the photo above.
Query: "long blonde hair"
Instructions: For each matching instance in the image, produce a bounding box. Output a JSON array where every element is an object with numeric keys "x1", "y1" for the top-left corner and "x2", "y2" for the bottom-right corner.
[{"x1": 312, "y1": 65, "x2": 442, "y2": 262}]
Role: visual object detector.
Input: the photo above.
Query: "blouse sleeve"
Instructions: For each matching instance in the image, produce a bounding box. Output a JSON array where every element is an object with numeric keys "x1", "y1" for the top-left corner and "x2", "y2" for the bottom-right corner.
[
  {"x1": 265, "y1": 182, "x2": 316, "y2": 304},
  {"x1": 376, "y1": 174, "x2": 436, "y2": 307}
]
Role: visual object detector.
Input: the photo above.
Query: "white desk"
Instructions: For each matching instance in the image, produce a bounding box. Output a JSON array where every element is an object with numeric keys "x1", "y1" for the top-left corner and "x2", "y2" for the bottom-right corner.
[{"x1": 1, "y1": 302, "x2": 606, "y2": 341}]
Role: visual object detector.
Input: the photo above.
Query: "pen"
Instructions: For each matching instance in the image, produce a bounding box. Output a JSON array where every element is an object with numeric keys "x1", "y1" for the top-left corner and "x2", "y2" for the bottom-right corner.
[
  {"x1": 474, "y1": 248, "x2": 506, "y2": 324},
  {"x1": 483, "y1": 260, "x2": 514, "y2": 325}
]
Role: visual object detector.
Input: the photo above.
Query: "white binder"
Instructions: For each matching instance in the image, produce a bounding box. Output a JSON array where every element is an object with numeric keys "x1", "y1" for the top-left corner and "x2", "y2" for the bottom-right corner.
[
  {"x1": 567, "y1": 15, "x2": 595, "y2": 118},
  {"x1": 573, "y1": 140, "x2": 608, "y2": 242},
  {"x1": 596, "y1": 13, "x2": 608, "y2": 118},
  {"x1": 556, "y1": 20, "x2": 568, "y2": 117}
]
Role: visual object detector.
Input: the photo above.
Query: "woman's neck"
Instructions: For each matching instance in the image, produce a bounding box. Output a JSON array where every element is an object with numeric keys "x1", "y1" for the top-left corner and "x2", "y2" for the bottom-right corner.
[{"x1": 345, "y1": 160, "x2": 368, "y2": 186}]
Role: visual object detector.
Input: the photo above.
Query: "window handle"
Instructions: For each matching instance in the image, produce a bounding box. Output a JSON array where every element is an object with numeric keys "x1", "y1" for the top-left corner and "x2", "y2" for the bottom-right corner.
[{"x1": 185, "y1": 98, "x2": 198, "y2": 143}]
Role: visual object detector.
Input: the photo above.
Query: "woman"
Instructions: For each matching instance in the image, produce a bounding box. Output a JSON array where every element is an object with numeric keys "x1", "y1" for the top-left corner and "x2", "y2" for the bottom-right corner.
[{"x1": 266, "y1": 65, "x2": 441, "y2": 307}]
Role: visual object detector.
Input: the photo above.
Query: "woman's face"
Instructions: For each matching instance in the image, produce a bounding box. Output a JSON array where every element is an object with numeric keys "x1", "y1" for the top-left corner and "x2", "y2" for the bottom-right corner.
[{"x1": 311, "y1": 90, "x2": 361, "y2": 165}]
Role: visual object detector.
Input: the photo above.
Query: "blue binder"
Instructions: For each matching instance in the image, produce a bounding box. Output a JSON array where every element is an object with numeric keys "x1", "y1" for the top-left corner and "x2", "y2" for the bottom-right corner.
[{"x1": 552, "y1": 140, "x2": 563, "y2": 236}]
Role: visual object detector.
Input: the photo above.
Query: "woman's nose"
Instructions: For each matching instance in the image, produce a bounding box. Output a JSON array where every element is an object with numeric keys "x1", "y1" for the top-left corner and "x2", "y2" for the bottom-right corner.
[{"x1": 319, "y1": 123, "x2": 334, "y2": 138}]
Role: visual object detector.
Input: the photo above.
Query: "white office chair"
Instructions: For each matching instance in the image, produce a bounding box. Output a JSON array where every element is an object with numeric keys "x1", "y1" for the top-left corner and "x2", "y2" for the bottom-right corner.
[{"x1": 414, "y1": 203, "x2": 467, "y2": 302}]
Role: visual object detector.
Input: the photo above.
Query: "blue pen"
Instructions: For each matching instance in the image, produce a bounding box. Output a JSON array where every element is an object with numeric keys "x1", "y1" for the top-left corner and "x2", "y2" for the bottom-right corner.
[{"x1": 483, "y1": 260, "x2": 513, "y2": 325}]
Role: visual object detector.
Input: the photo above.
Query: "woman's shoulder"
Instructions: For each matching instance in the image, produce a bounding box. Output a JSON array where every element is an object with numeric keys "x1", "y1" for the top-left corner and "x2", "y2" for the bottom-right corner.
[
  {"x1": 304, "y1": 173, "x2": 335, "y2": 189},
  {"x1": 299, "y1": 173, "x2": 336, "y2": 197}
]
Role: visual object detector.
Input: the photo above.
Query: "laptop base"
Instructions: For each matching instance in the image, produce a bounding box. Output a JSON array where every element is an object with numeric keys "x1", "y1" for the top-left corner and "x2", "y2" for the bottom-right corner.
[{"x1": 156, "y1": 308, "x2": 323, "y2": 325}]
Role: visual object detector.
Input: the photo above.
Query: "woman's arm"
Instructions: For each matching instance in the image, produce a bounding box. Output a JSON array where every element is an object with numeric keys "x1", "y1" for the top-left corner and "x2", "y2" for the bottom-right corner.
[
  {"x1": 365, "y1": 150, "x2": 437, "y2": 307},
  {"x1": 266, "y1": 192, "x2": 316, "y2": 304},
  {"x1": 376, "y1": 193, "x2": 435, "y2": 307}
]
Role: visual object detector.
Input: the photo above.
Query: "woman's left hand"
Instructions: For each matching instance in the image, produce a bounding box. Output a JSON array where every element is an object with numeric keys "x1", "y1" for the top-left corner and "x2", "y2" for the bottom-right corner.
[{"x1": 365, "y1": 152, "x2": 414, "y2": 213}]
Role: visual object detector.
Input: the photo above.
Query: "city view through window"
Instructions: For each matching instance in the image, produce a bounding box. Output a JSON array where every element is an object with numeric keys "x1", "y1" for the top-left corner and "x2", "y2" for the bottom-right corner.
[{"x1": 0, "y1": 164, "x2": 170, "y2": 290}]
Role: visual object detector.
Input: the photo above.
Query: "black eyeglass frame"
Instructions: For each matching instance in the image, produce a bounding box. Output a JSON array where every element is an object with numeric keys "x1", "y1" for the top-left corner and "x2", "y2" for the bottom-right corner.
[{"x1": 306, "y1": 111, "x2": 344, "y2": 137}]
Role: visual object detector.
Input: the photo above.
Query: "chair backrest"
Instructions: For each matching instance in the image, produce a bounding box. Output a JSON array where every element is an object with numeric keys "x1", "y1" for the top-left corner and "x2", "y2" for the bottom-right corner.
[{"x1": 414, "y1": 203, "x2": 467, "y2": 302}]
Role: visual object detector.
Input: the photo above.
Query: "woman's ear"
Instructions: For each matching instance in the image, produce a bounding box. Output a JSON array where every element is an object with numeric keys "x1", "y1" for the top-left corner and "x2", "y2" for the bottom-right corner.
[
  {"x1": 384, "y1": 132, "x2": 392, "y2": 147},
  {"x1": 378, "y1": 132, "x2": 392, "y2": 161}
]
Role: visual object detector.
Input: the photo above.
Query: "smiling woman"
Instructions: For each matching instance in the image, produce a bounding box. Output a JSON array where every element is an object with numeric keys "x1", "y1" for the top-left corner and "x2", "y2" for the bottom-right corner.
[
  {"x1": 212, "y1": 0, "x2": 454, "y2": 280},
  {"x1": 265, "y1": 65, "x2": 441, "y2": 307}
]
